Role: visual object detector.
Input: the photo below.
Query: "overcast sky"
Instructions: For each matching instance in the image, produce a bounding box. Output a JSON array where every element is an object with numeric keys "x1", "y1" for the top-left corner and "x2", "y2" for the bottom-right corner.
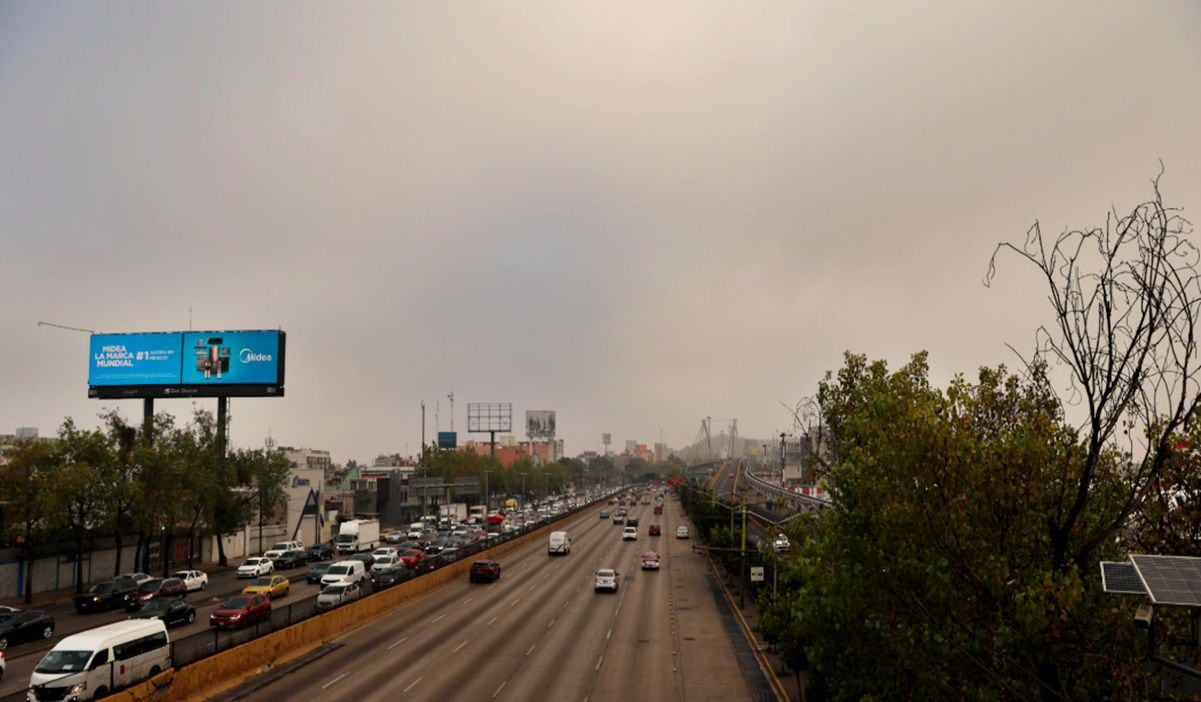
[{"x1": 3, "y1": 2, "x2": 1201, "y2": 464}]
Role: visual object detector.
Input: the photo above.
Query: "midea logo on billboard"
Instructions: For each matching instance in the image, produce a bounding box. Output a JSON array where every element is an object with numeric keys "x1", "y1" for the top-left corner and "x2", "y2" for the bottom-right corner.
[{"x1": 239, "y1": 348, "x2": 273, "y2": 365}]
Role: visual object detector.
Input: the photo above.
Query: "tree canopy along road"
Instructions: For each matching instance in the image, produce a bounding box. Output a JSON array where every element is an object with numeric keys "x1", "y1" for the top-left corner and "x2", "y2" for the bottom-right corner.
[{"x1": 213, "y1": 495, "x2": 766, "y2": 702}]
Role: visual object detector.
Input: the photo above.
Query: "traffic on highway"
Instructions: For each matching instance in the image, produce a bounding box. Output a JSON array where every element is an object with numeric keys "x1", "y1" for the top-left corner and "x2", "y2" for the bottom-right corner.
[{"x1": 1, "y1": 485, "x2": 759, "y2": 701}]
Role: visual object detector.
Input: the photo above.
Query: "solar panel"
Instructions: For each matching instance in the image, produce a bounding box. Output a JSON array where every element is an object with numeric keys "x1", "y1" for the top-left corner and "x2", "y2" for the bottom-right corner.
[
  {"x1": 1100, "y1": 561, "x2": 1146, "y2": 595},
  {"x1": 1130, "y1": 555, "x2": 1201, "y2": 607}
]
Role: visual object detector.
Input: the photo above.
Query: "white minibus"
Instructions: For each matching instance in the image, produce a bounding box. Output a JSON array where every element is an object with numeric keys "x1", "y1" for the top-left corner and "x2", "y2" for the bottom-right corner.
[{"x1": 27, "y1": 619, "x2": 170, "y2": 701}]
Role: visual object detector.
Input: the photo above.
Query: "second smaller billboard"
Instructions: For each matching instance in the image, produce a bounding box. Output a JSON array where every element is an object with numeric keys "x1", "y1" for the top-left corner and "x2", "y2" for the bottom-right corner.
[{"x1": 526, "y1": 410, "x2": 556, "y2": 439}]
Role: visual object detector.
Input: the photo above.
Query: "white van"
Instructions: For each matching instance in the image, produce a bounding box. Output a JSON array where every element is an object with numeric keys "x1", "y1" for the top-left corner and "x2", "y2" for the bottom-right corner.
[
  {"x1": 320, "y1": 560, "x2": 368, "y2": 587},
  {"x1": 28, "y1": 619, "x2": 170, "y2": 701},
  {"x1": 548, "y1": 531, "x2": 571, "y2": 555}
]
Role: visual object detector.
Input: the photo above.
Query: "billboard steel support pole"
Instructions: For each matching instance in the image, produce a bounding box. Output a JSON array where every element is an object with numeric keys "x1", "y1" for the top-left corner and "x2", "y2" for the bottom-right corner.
[{"x1": 143, "y1": 398, "x2": 154, "y2": 442}]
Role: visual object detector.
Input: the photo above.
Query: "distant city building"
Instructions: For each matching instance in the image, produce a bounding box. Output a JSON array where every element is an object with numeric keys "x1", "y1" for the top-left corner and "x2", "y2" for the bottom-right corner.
[
  {"x1": 280, "y1": 447, "x2": 330, "y2": 545},
  {"x1": 654, "y1": 443, "x2": 668, "y2": 464},
  {"x1": 15, "y1": 427, "x2": 38, "y2": 439}
]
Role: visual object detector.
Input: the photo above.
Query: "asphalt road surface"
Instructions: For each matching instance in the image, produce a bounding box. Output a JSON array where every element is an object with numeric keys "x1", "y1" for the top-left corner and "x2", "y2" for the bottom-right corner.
[{"x1": 216, "y1": 497, "x2": 758, "y2": 702}]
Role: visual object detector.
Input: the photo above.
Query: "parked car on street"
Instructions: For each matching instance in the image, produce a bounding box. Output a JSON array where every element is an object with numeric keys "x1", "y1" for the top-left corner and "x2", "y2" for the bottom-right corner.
[
  {"x1": 173, "y1": 570, "x2": 208, "y2": 592},
  {"x1": 209, "y1": 595, "x2": 271, "y2": 628},
  {"x1": 128, "y1": 597, "x2": 195, "y2": 628},
  {"x1": 0, "y1": 608, "x2": 54, "y2": 650}
]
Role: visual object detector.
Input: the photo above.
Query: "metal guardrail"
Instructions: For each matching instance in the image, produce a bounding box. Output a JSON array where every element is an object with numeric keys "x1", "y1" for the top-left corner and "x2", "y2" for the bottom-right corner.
[{"x1": 741, "y1": 467, "x2": 831, "y2": 512}]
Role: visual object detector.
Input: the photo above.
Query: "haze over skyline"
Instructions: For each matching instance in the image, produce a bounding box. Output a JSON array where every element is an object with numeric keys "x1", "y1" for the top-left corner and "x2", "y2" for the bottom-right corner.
[{"x1": 4, "y1": 2, "x2": 1201, "y2": 464}]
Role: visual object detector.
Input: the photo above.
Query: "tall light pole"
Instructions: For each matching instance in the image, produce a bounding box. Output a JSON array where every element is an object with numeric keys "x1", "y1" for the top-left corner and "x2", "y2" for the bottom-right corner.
[
  {"x1": 518, "y1": 471, "x2": 528, "y2": 509},
  {"x1": 481, "y1": 469, "x2": 492, "y2": 512}
]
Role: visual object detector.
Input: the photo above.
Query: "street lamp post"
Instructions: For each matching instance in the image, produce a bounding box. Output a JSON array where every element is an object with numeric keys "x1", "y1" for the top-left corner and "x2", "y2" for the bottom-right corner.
[
  {"x1": 482, "y1": 470, "x2": 492, "y2": 512},
  {"x1": 518, "y1": 472, "x2": 528, "y2": 509}
]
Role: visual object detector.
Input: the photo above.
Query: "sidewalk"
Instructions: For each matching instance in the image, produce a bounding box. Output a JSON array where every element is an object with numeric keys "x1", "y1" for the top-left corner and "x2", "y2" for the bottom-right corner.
[{"x1": 705, "y1": 554, "x2": 804, "y2": 702}]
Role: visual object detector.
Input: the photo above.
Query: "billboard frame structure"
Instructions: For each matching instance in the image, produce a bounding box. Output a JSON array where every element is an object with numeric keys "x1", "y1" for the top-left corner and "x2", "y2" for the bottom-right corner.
[
  {"x1": 88, "y1": 330, "x2": 286, "y2": 400},
  {"x1": 467, "y1": 402, "x2": 512, "y2": 460},
  {"x1": 526, "y1": 410, "x2": 556, "y2": 440}
]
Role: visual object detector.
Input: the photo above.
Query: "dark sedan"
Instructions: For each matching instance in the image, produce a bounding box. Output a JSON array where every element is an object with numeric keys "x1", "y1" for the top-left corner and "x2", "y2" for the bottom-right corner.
[
  {"x1": 305, "y1": 542, "x2": 334, "y2": 562},
  {"x1": 125, "y1": 577, "x2": 188, "y2": 611},
  {"x1": 272, "y1": 549, "x2": 309, "y2": 570},
  {"x1": 372, "y1": 564, "x2": 413, "y2": 589},
  {"x1": 0, "y1": 609, "x2": 55, "y2": 650},
  {"x1": 128, "y1": 597, "x2": 195, "y2": 628},
  {"x1": 306, "y1": 562, "x2": 333, "y2": 585},
  {"x1": 209, "y1": 595, "x2": 271, "y2": 629},
  {"x1": 75, "y1": 578, "x2": 139, "y2": 613}
]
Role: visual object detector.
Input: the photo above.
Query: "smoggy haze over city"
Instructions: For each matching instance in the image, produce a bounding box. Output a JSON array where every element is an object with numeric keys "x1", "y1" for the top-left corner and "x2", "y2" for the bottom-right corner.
[{"x1": 3, "y1": 2, "x2": 1201, "y2": 463}]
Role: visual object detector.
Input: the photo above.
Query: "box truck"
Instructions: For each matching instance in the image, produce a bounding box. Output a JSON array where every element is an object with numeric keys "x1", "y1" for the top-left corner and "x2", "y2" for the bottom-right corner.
[{"x1": 336, "y1": 519, "x2": 380, "y2": 554}]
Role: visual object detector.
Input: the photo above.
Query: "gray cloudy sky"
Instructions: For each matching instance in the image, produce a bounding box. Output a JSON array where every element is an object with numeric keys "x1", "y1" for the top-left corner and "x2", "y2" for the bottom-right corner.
[{"x1": 3, "y1": 2, "x2": 1201, "y2": 463}]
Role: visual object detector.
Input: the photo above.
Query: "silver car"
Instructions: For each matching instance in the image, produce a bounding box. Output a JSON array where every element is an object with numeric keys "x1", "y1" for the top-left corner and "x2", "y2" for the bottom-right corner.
[{"x1": 316, "y1": 581, "x2": 362, "y2": 610}]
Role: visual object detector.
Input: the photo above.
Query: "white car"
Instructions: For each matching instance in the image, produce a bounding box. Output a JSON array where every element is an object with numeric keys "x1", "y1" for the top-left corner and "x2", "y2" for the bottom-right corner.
[
  {"x1": 263, "y1": 540, "x2": 305, "y2": 560},
  {"x1": 1, "y1": 648, "x2": 6, "y2": 681},
  {"x1": 594, "y1": 569, "x2": 620, "y2": 592},
  {"x1": 237, "y1": 557, "x2": 274, "y2": 579},
  {"x1": 772, "y1": 534, "x2": 791, "y2": 554},
  {"x1": 316, "y1": 582, "x2": 362, "y2": 610},
  {"x1": 371, "y1": 547, "x2": 399, "y2": 560},
  {"x1": 622, "y1": 526, "x2": 638, "y2": 541},
  {"x1": 676, "y1": 526, "x2": 690, "y2": 539},
  {"x1": 641, "y1": 551, "x2": 661, "y2": 570},
  {"x1": 119, "y1": 572, "x2": 155, "y2": 586},
  {"x1": 174, "y1": 569, "x2": 209, "y2": 592},
  {"x1": 370, "y1": 554, "x2": 399, "y2": 574}
]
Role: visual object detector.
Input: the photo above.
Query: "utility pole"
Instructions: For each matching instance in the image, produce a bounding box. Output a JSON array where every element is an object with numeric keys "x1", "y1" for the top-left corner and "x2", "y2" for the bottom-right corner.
[
  {"x1": 421, "y1": 401, "x2": 427, "y2": 518},
  {"x1": 448, "y1": 392, "x2": 455, "y2": 432},
  {"x1": 740, "y1": 497, "x2": 747, "y2": 609}
]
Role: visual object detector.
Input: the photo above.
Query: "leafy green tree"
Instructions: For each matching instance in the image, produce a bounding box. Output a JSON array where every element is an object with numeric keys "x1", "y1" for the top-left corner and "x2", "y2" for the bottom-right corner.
[
  {"x1": 798, "y1": 353, "x2": 1144, "y2": 700},
  {"x1": 98, "y1": 410, "x2": 144, "y2": 576},
  {"x1": 0, "y1": 439, "x2": 56, "y2": 604},
  {"x1": 52, "y1": 419, "x2": 112, "y2": 592}
]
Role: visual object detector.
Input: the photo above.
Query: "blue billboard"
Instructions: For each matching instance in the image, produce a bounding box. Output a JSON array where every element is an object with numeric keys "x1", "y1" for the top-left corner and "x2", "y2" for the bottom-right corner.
[
  {"x1": 181, "y1": 331, "x2": 283, "y2": 385},
  {"x1": 88, "y1": 330, "x2": 285, "y2": 399},
  {"x1": 89, "y1": 333, "x2": 184, "y2": 386}
]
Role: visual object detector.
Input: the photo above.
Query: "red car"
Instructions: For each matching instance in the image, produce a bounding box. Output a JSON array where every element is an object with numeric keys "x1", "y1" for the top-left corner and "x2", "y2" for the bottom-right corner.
[
  {"x1": 209, "y1": 594, "x2": 271, "y2": 629},
  {"x1": 648, "y1": 524, "x2": 662, "y2": 536},
  {"x1": 469, "y1": 560, "x2": 502, "y2": 583},
  {"x1": 125, "y1": 577, "x2": 189, "y2": 611},
  {"x1": 400, "y1": 548, "x2": 425, "y2": 567}
]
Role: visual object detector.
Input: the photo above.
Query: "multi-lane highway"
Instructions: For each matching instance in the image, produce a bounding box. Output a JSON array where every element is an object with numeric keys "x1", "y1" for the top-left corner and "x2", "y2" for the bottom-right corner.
[
  {"x1": 214, "y1": 495, "x2": 762, "y2": 701},
  {"x1": 0, "y1": 558, "x2": 334, "y2": 698}
]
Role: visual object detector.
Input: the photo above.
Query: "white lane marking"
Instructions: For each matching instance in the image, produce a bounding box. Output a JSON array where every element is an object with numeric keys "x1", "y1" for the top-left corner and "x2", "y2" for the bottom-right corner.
[
  {"x1": 488, "y1": 616, "x2": 498, "y2": 626},
  {"x1": 510, "y1": 598, "x2": 521, "y2": 607},
  {"x1": 454, "y1": 640, "x2": 468, "y2": 652},
  {"x1": 403, "y1": 676, "x2": 424, "y2": 693},
  {"x1": 606, "y1": 628, "x2": 612, "y2": 641},
  {"x1": 492, "y1": 681, "x2": 507, "y2": 698},
  {"x1": 547, "y1": 618, "x2": 556, "y2": 629},
  {"x1": 322, "y1": 673, "x2": 348, "y2": 689},
  {"x1": 562, "y1": 599, "x2": 571, "y2": 609},
  {"x1": 596, "y1": 655, "x2": 604, "y2": 671},
  {"x1": 527, "y1": 644, "x2": 537, "y2": 656},
  {"x1": 431, "y1": 613, "x2": 446, "y2": 623},
  {"x1": 387, "y1": 636, "x2": 410, "y2": 651},
  {"x1": 462, "y1": 596, "x2": 474, "y2": 605}
]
